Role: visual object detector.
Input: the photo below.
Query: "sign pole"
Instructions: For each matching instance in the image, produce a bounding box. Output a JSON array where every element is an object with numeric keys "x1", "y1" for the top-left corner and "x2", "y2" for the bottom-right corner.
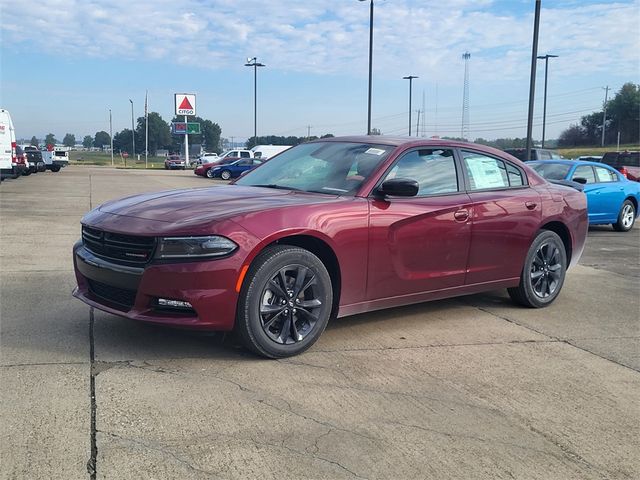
[{"x1": 184, "y1": 115, "x2": 189, "y2": 167}]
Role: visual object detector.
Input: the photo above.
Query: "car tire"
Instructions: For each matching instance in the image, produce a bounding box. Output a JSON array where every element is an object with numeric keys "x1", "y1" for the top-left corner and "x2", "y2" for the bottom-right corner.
[
  {"x1": 22, "y1": 169, "x2": 31, "y2": 176},
  {"x1": 508, "y1": 230, "x2": 567, "y2": 308},
  {"x1": 205, "y1": 169, "x2": 215, "y2": 178},
  {"x1": 51, "y1": 166, "x2": 61, "y2": 172},
  {"x1": 613, "y1": 200, "x2": 636, "y2": 232},
  {"x1": 235, "y1": 245, "x2": 333, "y2": 358},
  {"x1": 220, "y1": 170, "x2": 232, "y2": 180}
]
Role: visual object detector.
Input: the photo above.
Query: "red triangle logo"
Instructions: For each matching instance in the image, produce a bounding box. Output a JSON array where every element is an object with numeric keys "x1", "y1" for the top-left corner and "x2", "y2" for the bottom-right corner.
[{"x1": 178, "y1": 97, "x2": 193, "y2": 110}]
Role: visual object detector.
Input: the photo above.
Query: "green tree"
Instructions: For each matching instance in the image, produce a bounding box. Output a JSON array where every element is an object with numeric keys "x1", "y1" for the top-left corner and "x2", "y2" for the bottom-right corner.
[
  {"x1": 113, "y1": 129, "x2": 134, "y2": 154},
  {"x1": 30, "y1": 136, "x2": 39, "y2": 147},
  {"x1": 63, "y1": 133, "x2": 76, "y2": 147},
  {"x1": 558, "y1": 82, "x2": 639, "y2": 146},
  {"x1": 606, "y1": 82, "x2": 640, "y2": 144},
  {"x1": 136, "y1": 112, "x2": 171, "y2": 155},
  {"x1": 558, "y1": 124, "x2": 588, "y2": 147},
  {"x1": 45, "y1": 133, "x2": 57, "y2": 146},
  {"x1": 82, "y1": 135, "x2": 93, "y2": 149},
  {"x1": 94, "y1": 131, "x2": 111, "y2": 149}
]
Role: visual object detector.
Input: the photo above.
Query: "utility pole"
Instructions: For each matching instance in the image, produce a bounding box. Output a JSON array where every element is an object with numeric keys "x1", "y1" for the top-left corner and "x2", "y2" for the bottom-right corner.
[
  {"x1": 415, "y1": 109, "x2": 420, "y2": 137},
  {"x1": 601, "y1": 85, "x2": 610, "y2": 147},
  {"x1": 525, "y1": 0, "x2": 542, "y2": 162},
  {"x1": 109, "y1": 109, "x2": 114, "y2": 166},
  {"x1": 230, "y1": 136, "x2": 234, "y2": 149},
  {"x1": 307, "y1": 125, "x2": 312, "y2": 140}
]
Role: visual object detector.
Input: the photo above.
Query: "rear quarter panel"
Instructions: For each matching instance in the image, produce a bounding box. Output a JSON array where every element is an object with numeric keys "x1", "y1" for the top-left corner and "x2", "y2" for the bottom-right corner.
[{"x1": 540, "y1": 184, "x2": 588, "y2": 268}]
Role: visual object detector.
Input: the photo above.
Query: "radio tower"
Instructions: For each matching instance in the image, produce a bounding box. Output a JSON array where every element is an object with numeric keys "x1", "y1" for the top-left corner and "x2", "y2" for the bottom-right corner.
[{"x1": 461, "y1": 52, "x2": 471, "y2": 140}]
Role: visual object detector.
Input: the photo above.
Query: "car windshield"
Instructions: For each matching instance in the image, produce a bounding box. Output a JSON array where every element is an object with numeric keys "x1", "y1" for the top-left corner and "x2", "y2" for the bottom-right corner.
[
  {"x1": 235, "y1": 141, "x2": 395, "y2": 195},
  {"x1": 528, "y1": 162, "x2": 572, "y2": 180}
]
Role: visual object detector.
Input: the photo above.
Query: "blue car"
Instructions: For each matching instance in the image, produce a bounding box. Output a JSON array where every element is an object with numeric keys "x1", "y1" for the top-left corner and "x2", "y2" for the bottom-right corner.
[
  {"x1": 528, "y1": 160, "x2": 639, "y2": 232},
  {"x1": 211, "y1": 158, "x2": 263, "y2": 180}
]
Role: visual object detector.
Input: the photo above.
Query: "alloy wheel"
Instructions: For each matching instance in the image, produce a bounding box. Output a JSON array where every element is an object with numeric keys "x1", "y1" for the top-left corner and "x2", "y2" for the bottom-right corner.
[
  {"x1": 259, "y1": 264, "x2": 322, "y2": 345},
  {"x1": 622, "y1": 204, "x2": 635, "y2": 229},
  {"x1": 530, "y1": 242, "x2": 562, "y2": 298}
]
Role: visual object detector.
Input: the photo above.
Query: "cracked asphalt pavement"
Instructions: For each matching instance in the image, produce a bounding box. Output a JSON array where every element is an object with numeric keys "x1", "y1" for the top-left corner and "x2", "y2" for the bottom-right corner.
[{"x1": 1, "y1": 167, "x2": 638, "y2": 479}]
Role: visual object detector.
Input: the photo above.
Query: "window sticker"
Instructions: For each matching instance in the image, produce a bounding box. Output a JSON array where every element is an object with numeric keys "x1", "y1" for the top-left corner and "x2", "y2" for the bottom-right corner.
[{"x1": 365, "y1": 148, "x2": 385, "y2": 156}]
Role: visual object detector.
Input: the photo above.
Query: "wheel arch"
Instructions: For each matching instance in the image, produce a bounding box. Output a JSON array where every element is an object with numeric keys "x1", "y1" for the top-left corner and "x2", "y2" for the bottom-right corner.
[
  {"x1": 240, "y1": 233, "x2": 342, "y2": 319},
  {"x1": 539, "y1": 221, "x2": 572, "y2": 265},
  {"x1": 624, "y1": 195, "x2": 638, "y2": 213}
]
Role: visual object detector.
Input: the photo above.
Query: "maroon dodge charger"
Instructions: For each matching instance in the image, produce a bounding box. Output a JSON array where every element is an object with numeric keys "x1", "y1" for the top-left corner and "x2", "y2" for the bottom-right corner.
[{"x1": 73, "y1": 137, "x2": 588, "y2": 357}]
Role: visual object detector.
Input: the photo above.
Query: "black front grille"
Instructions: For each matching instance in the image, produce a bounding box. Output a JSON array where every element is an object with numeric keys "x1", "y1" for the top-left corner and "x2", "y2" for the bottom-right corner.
[
  {"x1": 82, "y1": 226, "x2": 156, "y2": 265},
  {"x1": 88, "y1": 279, "x2": 137, "y2": 310}
]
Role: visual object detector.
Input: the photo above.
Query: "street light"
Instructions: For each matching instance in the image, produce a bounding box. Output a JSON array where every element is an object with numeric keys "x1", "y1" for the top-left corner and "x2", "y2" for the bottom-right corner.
[
  {"x1": 359, "y1": 0, "x2": 374, "y2": 135},
  {"x1": 537, "y1": 54, "x2": 558, "y2": 148},
  {"x1": 128, "y1": 99, "x2": 135, "y2": 161},
  {"x1": 403, "y1": 76, "x2": 418, "y2": 136},
  {"x1": 244, "y1": 57, "x2": 266, "y2": 147}
]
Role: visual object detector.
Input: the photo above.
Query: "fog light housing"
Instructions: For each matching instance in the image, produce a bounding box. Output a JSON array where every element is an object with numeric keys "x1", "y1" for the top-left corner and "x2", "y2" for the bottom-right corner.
[{"x1": 157, "y1": 298, "x2": 193, "y2": 309}]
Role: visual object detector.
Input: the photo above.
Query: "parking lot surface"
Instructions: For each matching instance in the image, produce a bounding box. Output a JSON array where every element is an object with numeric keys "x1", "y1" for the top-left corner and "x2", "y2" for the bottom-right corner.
[{"x1": 1, "y1": 166, "x2": 639, "y2": 479}]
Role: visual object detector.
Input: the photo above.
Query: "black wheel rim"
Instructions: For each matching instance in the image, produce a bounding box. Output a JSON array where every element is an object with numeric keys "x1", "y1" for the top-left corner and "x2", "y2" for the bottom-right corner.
[
  {"x1": 259, "y1": 264, "x2": 323, "y2": 345},
  {"x1": 530, "y1": 242, "x2": 562, "y2": 298}
]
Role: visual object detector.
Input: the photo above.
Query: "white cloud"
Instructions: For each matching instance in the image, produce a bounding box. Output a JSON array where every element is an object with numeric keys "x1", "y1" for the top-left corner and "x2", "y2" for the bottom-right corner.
[{"x1": 2, "y1": 0, "x2": 638, "y2": 81}]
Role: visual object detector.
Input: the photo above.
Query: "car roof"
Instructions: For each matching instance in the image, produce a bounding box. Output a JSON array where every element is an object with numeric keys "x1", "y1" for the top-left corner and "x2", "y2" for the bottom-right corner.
[
  {"x1": 313, "y1": 135, "x2": 512, "y2": 158},
  {"x1": 529, "y1": 159, "x2": 616, "y2": 169}
]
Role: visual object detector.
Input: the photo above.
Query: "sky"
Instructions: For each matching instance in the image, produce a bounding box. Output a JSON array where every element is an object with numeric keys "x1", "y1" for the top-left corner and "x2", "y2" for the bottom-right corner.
[{"x1": 1, "y1": 0, "x2": 639, "y2": 145}]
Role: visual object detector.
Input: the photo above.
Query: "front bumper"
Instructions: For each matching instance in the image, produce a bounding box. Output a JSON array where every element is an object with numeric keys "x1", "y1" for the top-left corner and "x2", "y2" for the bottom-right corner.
[{"x1": 72, "y1": 242, "x2": 242, "y2": 330}]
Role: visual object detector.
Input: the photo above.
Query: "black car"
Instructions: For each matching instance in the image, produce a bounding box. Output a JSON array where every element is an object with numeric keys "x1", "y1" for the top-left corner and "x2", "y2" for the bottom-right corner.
[
  {"x1": 24, "y1": 149, "x2": 46, "y2": 174},
  {"x1": 600, "y1": 151, "x2": 640, "y2": 182},
  {"x1": 504, "y1": 148, "x2": 562, "y2": 161}
]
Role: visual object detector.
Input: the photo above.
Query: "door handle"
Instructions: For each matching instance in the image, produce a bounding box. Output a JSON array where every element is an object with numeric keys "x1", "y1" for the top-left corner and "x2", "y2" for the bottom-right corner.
[
  {"x1": 525, "y1": 201, "x2": 537, "y2": 210},
  {"x1": 454, "y1": 209, "x2": 469, "y2": 222}
]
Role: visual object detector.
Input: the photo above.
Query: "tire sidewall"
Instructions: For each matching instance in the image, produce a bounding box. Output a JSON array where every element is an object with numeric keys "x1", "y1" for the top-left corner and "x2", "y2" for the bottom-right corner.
[
  {"x1": 238, "y1": 246, "x2": 333, "y2": 358},
  {"x1": 221, "y1": 170, "x2": 231, "y2": 180},
  {"x1": 521, "y1": 230, "x2": 567, "y2": 308}
]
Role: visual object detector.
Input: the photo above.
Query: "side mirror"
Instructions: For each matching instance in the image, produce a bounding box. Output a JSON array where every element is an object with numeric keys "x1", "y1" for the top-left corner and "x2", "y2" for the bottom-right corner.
[
  {"x1": 375, "y1": 178, "x2": 419, "y2": 197},
  {"x1": 572, "y1": 177, "x2": 587, "y2": 185}
]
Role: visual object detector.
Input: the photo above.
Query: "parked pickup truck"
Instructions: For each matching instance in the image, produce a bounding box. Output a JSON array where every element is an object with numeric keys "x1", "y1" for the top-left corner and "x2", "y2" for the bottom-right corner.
[{"x1": 41, "y1": 149, "x2": 69, "y2": 172}]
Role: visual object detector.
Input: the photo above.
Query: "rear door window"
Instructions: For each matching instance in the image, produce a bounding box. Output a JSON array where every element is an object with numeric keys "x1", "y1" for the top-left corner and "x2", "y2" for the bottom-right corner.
[
  {"x1": 594, "y1": 166, "x2": 618, "y2": 182},
  {"x1": 462, "y1": 151, "x2": 526, "y2": 190}
]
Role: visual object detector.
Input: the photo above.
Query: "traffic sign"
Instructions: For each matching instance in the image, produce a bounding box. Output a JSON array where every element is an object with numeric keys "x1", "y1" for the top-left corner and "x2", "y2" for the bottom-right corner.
[{"x1": 175, "y1": 93, "x2": 196, "y2": 116}]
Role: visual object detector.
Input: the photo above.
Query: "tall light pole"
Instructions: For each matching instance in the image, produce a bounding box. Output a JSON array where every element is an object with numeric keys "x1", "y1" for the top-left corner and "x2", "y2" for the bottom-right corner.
[
  {"x1": 244, "y1": 57, "x2": 266, "y2": 148},
  {"x1": 525, "y1": 0, "x2": 541, "y2": 162},
  {"x1": 128, "y1": 99, "x2": 135, "y2": 161},
  {"x1": 601, "y1": 85, "x2": 610, "y2": 147},
  {"x1": 359, "y1": 0, "x2": 374, "y2": 135},
  {"x1": 403, "y1": 76, "x2": 418, "y2": 136},
  {"x1": 537, "y1": 54, "x2": 558, "y2": 148}
]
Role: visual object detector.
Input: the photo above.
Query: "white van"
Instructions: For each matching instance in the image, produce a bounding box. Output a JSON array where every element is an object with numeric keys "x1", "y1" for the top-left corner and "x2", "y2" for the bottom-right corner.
[
  {"x1": 0, "y1": 108, "x2": 17, "y2": 179},
  {"x1": 251, "y1": 144, "x2": 292, "y2": 160}
]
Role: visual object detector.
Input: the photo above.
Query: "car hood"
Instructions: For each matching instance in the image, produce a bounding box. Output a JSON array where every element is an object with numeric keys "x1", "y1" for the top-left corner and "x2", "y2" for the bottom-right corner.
[{"x1": 96, "y1": 185, "x2": 337, "y2": 224}]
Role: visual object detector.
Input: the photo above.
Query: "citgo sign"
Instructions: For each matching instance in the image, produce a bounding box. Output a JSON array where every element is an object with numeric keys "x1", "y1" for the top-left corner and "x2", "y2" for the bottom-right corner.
[{"x1": 175, "y1": 94, "x2": 196, "y2": 116}]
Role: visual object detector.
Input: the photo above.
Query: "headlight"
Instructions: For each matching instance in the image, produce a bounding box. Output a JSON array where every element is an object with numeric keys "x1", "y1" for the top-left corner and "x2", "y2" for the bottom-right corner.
[{"x1": 156, "y1": 236, "x2": 238, "y2": 259}]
